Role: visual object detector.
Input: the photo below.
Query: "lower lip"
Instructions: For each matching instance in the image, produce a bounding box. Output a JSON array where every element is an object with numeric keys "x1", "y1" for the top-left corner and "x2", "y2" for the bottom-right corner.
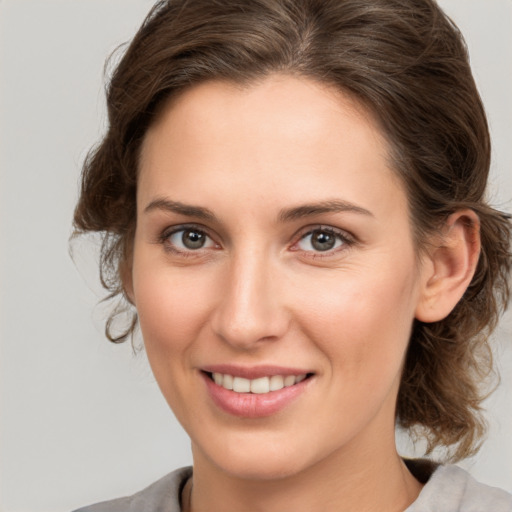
[{"x1": 202, "y1": 373, "x2": 311, "y2": 418}]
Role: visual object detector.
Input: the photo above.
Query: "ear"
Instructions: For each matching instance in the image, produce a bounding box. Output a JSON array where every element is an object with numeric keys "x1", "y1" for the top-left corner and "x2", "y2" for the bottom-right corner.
[{"x1": 415, "y1": 210, "x2": 481, "y2": 323}]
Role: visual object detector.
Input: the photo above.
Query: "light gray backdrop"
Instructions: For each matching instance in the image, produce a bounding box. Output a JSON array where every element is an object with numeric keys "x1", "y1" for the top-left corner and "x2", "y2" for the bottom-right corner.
[{"x1": 0, "y1": 1, "x2": 511, "y2": 511}]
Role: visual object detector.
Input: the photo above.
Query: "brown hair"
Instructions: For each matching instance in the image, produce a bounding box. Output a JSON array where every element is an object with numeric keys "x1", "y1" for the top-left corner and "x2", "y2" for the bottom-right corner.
[{"x1": 73, "y1": 0, "x2": 511, "y2": 461}]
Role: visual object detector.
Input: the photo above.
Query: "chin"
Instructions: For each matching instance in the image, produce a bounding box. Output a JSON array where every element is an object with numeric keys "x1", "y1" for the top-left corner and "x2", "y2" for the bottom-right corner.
[
  {"x1": 218, "y1": 455, "x2": 308, "y2": 481},
  {"x1": 193, "y1": 432, "x2": 327, "y2": 482}
]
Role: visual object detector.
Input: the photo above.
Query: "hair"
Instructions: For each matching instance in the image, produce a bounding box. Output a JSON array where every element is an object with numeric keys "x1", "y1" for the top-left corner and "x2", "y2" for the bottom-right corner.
[{"x1": 73, "y1": 0, "x2": 511, "y2": 461}]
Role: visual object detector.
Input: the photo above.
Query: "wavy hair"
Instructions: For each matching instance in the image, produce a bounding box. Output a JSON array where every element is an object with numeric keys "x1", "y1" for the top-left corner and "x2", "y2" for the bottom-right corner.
[{"x1": 73, "y1": 0, "x2": 511, "y2": 461}]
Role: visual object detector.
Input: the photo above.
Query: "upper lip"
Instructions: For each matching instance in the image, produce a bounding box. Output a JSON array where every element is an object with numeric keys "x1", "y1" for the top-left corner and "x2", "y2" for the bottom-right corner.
[{"x1": 201, "y1": 364, "x2": 314, "y2": 380}]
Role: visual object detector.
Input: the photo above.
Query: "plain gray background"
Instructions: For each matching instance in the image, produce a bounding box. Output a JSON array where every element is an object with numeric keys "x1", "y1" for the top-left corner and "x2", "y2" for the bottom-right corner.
[{"x1": 0, "y1": 1, "x2": 511, "y2": 511}]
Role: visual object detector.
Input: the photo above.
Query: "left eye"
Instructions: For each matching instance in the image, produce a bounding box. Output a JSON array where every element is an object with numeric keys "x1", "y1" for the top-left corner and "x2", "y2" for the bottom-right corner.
[
  {"x1": 297, "y1": 229, "x2": 346, "y2": 252},
  {"x1": 167, "y1": 228, "x2": 216, "y2": 251}
]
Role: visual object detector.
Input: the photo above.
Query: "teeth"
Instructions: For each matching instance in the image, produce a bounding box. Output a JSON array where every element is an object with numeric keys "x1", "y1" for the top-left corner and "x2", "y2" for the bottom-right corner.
[
  {"x1": 233, "y1": 377, "x2": 251, "y2": 393},
  {"x1": 211, "y1": 373, "x2": 308, "y2": 394},
  {"x1": 223, "y1": 374, "x2": 233, "y2": 390},
  {"x1": 284, "y1": 375, "x2": 296, "y2": 387},
  {"x1": 250, "y1": 377, "x2": 270, "y2": 394},
  {"x1": 269, "y1": 375, "x2": 284, "y2": 391}
]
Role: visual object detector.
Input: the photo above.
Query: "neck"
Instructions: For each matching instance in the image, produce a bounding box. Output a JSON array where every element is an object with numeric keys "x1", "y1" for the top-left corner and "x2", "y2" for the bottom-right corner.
[{"x1": 187, "y1": 434, "x2": 423, "y2": 512}]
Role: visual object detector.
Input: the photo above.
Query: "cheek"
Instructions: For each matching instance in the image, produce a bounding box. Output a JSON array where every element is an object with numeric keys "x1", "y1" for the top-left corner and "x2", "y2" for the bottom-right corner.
[
  {"x1": 132, "y1": 261, "x2": 216, "y2": 359},
  {"x1": 293, "y1": 267, "x2": 419, "y2": 435},
  {"x1": 293, "y1": 261, "x2": 419, "y2": 379}
]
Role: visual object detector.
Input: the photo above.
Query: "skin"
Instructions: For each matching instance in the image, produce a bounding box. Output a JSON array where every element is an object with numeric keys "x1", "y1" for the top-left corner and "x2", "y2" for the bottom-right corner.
[{"x1": 124, "y1": 75, "x2": 480, "y2": 512}]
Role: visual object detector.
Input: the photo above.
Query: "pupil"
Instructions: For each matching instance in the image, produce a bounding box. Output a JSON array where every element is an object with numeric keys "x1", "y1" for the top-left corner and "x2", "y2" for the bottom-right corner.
[
  {"x1": 312, "y1": 231, "x2": 335, "y2": 251},
  {"x1": 182, "y1": 229, "x2": 205, "y2": 249}
]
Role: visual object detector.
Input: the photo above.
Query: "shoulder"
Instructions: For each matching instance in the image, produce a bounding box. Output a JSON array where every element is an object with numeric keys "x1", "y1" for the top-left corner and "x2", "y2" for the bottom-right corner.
[
  {"x1": 407, "y1": 463, "x2": 512, "y2": 512},
  {"x1": 72, "y1": 466, "x2": 192, "y2": 512}
]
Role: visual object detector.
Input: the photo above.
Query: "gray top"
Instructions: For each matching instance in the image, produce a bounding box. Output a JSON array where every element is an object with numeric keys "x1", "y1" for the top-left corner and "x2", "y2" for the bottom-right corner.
[
  {"x1": 405, "y1": 464, "x2": 512, "y2": 511},
  {"x1": 74, "y1": 463, "x2": 512, "y2": 512}
]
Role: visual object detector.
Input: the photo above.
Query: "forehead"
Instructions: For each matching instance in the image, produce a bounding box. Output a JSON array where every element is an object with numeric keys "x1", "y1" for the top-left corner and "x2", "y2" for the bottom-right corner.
[
  {"x1": 138, "y1": 75, "x2": 406, "y2": 221},
  {"x1": 144, "y1": 75, "x2": 380, "y2": 157}
]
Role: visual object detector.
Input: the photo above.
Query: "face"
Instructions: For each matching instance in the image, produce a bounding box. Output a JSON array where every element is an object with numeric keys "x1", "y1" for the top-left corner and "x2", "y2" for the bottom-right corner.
[{"x1": 128, "y1": 75, "x2": 428, "y2": 480}]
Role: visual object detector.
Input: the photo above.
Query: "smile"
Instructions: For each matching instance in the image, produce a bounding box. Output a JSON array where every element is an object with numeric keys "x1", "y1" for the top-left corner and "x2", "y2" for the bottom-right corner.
[
  {"x1": 201, "y1": 366, "x2": 314, "y2": 418},
  {"x1": 211, "y1": 373, "x2": 308, "y2": 394}
]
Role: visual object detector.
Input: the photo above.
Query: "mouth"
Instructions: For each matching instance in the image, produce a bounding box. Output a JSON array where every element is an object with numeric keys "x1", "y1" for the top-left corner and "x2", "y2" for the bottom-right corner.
[
  {"x1": 204, "y1": 371, "x2": 313, "y2": 394},
  {"x1": 201, "y1": 367, "x2": 315, "y2": 418}
]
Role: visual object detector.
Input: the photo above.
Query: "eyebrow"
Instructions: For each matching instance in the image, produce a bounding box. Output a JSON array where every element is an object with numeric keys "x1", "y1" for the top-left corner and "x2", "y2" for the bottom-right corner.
[
  {"x1": 144, "y1": 197, "x2": 373, "y2": 222},
  {"x1": 278, "y1": 199, "x2": 373, "y2": 222},
  {"x1": 144, "y1": 198, "x2": 216, "y2": 221}
]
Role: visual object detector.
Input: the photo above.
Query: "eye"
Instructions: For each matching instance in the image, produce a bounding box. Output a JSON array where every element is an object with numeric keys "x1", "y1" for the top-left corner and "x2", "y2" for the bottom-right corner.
[
  {"x1": 296, "y1": 227, "x2": 350, "y2": 253},
  {"x1": 165, "y1": 227, "x2": 217, "y2": 251}
]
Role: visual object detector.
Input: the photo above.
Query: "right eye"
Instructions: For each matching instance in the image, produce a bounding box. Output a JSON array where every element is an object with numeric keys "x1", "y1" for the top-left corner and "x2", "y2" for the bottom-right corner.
[{"x1": 164, "y1": 227, "x2": 217, "y2": 252}]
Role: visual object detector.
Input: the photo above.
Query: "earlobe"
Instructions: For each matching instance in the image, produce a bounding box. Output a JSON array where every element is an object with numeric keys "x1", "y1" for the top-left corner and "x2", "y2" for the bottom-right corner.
[{"x1": 415, "y1": 210, "x2": 481, "y2": 323}]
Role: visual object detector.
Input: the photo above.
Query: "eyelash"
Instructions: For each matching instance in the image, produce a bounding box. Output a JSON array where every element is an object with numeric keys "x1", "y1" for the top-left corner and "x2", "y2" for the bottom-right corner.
[
  {"x1": 158, "y1": 224, "x2": 219, "y2": 257},
  {"x1": 158, "y1": 224, "x2": 355, "y2": 259},
  {"x1": 291, "y1": 225, "x2": 355, "y2": 259}
]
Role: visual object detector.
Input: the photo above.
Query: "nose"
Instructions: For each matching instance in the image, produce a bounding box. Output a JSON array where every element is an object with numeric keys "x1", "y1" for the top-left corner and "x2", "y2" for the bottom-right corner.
[{"x1": 210, "y1": 248, "x2": 289, "y2": 350}]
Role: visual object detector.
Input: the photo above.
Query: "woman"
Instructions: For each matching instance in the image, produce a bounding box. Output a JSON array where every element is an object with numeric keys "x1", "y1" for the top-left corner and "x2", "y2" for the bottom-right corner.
[{"x1": 73, "y1": 0, "x2": 512, "y2": 510}]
